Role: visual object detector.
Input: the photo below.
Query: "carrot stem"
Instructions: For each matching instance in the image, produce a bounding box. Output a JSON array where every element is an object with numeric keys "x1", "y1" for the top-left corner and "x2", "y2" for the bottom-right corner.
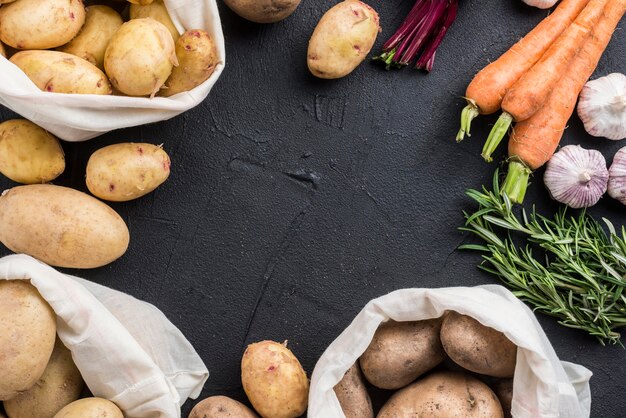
[
  {"x1": 482, "y1": 112, "x2": 513, "y2": 162},
  {"x1": 502, "y1": 160, "x2": 532, "y2": 203},
  {"x1": 456, "y1": 100, "x2": 479, "y2": 142}
]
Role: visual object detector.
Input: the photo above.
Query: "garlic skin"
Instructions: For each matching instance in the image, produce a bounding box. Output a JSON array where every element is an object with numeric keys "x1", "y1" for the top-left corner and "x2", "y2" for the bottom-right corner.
[
  {"x1": 608, "y1": 147, "x2": 626, "y2": 205},
  {"x1": 522, "y1": 0, "x2": 558, "y2": 9},
  {"x1": 544, "y1": 145, "x2": 608, "y2": 208},
  {"x1": 577, "y1": 73, "x2": 626, "y2": 140}
]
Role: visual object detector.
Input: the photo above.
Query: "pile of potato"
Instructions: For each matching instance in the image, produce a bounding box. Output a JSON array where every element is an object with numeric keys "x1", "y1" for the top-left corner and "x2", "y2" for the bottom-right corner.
[{"x1": 0, "y1": 0, "x2": 219, "y2": 98}]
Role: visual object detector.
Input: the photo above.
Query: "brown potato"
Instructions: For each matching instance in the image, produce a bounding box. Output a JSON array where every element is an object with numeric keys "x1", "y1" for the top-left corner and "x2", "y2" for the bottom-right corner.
[
  {"x1": 52, "y1": 398, "x2": 122, "y2": 418},
  {"x1": 0, "y1": 280, "x2": 56, "y2": 401},
  {"x1": 359, "y1": 319, "x2": 445, "y2": 390},
  {"x1": 128, "y1": 0, "x2": 155, "y2": 4},
  {"x1": 0, "y1": 184, "x2": 130, "y2": 269},
  {"x1": 441, "y1": 311, "x2": 517, "y2": 378},
  {"x1": 129, "y1": 0, "x2": 179, "y2": 42},
  {"x1": 160, "y1": 29, "x2": 219, "y2": 97},
  {"x1": 188, "y1": 396, "x2": 258, "y2": 418},
  {"x1": 223, "y1": 0, "x2": 301, "y2": 23},
  {"x1": 4, "y1": 338, "x2": 84, "y2": 418},
  {"x1": 333, "y1": 363, "x2": 373, "y2": 418},
  {"x1": 491, "y1": 378, "x2": 513, "y2": 418},
  {"x1": 241, "y1": 340, "x2": 309, "y2": 418},
  {"x1": 0, "y1": 42, "x2": 5, "y2": 58}
]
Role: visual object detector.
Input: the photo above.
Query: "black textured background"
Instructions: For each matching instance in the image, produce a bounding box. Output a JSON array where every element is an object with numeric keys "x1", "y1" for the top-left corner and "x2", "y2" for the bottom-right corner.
[{"x1": 1, "y1": 0, "x2": 625, "y2": 416}]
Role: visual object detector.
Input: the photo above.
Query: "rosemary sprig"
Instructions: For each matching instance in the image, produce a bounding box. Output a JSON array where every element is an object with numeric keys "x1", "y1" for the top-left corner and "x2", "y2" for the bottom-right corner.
[{"x1": 461, "y1": 171, "x2": 626, "y2": 345}]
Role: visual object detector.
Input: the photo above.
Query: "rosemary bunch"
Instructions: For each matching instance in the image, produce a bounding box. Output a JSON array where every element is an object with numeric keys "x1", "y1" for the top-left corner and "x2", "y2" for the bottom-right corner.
[{"x1": 461, "y1": 172, "x2": 626, "y2": 345}]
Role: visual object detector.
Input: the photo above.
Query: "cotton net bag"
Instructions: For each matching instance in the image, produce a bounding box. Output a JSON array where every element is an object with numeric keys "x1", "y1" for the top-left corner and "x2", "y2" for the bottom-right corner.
[
  {"x1": 0, "y1": 0, "x2": 225, "y2": 142},
  {"x1": 309, "y1": 285, "x2": 592, "y2": 418},
  {"x1": 0, "y1": 254, "x2": 208, "y2": 418}
]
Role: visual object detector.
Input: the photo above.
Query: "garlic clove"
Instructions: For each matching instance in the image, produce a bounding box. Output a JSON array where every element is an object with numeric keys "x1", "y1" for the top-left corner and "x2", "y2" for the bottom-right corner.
[
  {"x1": 577, "y1": 73, "x2": 626, "y2": 140},
  {"x1": 522, "y1": 0, "x2": 558, "y2": 9},
  {"x1": 608, "y1": 146, "x2": 626, "y2": 205},
  {"x1": 544, "y1": 145, "x2": 608, "y2": 208}
]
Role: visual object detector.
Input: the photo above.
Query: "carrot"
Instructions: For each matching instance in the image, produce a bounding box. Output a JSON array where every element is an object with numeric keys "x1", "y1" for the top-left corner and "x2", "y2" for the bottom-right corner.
[
  {"x1": 456, "y1": 0, "x2": 590, "y2": 142},
  {"x1": 481, "y1": 0, "x2": 609, "y2": 162},
  {"x1": 502, "y1": 0, "x2": 626, "y2": 203}
]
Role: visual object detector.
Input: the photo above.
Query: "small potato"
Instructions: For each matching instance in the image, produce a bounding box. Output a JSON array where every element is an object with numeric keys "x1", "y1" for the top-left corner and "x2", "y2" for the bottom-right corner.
[
  {"x1": 52, "y1": 398, "x2": 122, "y2": 418},
  {"x1": 0, "y1": 120, "x2": 65, "y2": 184},
  {"x1": 10, "y1": 51, "x2": 112, "y2": 95},
  {"x1": 307, "y1": 0, "x2": 379, "y2": 79},
  {"x1": 57, "y1": 6, "x2": 123, "y2": 70},
  {"x1": 378, "y1": 371, "x2": 504, "y2": 418},
  {"x1": 104, "y1": 18, "x2": 178, "y2": 97},
  {"x1": 491, "y1": 378, "x2": 513, "y2": 418},
  {"x1": 189, "y1": 396, "x2": 258, "y2": 418},
  {"x1": 130, "y1": 0, "x2": 179, "y2": 42},
  {"x1": 441, "y1": 311, "x2": 517, "y2": 378},
  {"x1": 223, "y1": 0, "x2": 301, "y2": 23},
  {"x1": 333, "y1": 363, "x2": 373, "y2": 418},
  {"x1": 0, "y1": 184, "x2": 130, "y2": 268},
  {"x1": 359, "y1": 319, "x2": 445, "y2": 390},
  {"x1": 241, "y1": 340, "x2": 309, "y2": 418},
  {"x1": 0, "y1": 280, "x2": 56, "y2": 401},
  {"x1": 0, "y1": 0, "x2": 85, "y2": 50},
  {"x1": 4, "y1": 338, "x2": 84, "y2": 418},
  {"x1": 160, "y1": 30, "x2": 219, "y2": 97}
]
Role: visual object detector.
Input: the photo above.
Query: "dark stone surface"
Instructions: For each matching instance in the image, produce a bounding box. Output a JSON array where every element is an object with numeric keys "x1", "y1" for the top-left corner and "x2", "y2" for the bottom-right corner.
[{"x1": 1, "y1": 0, "x2": 625, "y2": 416}]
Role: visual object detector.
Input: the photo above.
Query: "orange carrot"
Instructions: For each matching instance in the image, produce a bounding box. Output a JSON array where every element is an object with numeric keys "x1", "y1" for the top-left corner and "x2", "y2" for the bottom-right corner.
[
  {"x1": 502, "y1": 0, "x2": 626, "y2": 203},
  {"x1": 456, "y1": 0, "x2": 590, "y2": 141},
  {"x1": 481, "y1": 0, "x2": 608, "y2": 162}
]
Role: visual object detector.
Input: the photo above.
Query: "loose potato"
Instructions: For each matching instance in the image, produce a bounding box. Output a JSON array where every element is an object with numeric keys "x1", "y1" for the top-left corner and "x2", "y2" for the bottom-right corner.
[
  {"x1": 10, "y1": 51, "x2": 112, "y2": 95},
  {"x1": 241, "y1": 340, "x2": 309, "y2": 418},
  {"x1": 57, "y1": 6, "x2": 123, "y2": 70},
  {"x1": 0, "y1": 184, "x2": 130, "y2": 268},
  {"x1": 378, "y1": 371, "x2": 504, "y2": 417},
  {"x1": 333, "y1": 363, "x2": 373, "y2": 418},
  {"x1": 0, "y1": 0, "x2": 85, "y2": 50},
  {"x1": 0, "y1": 42, "x2": 5, "y2": 58},
  {"x1": 189, "y1": 396, "x2": 258, "y2": 418},
  {"x1": 104, "y1": 18, "x2": 178, "y2": 97},
  {"x1": 441, "y1": 311, "x2": 517, "y2": 378},
  {"x1": 86, "y1": 143, "x2": 170, "y2": 202},
  {"x1": 129, "y1": 0, "x2": 179, "y2": 42},
  {"x1": 307, "y1": 0, "x2": 379, "y2": 79},
  {"x1": 0, "y1": 120, "x2": 65, "y2": 184},
  {"x1": 491, "y1": 378, "x2": 513, "y2": 418},
  {"x1": 223, "y1": 0, "x2": 301, "y2": 23},
  {"x1": 160, "y1": 29, "x2": 219, "y2": 97},
  {"x1": 0, "y1": 280, "x2": 56, "y2": 401},
  {"x1": 359, "y1": 319, "x2": 445, "y2": 390},
  {"x1": 4, "y1": 338, "x2": 84, "y2": 418},
  {"x1": 52, "y1": 398, "x2": 122, "y2": 418}
]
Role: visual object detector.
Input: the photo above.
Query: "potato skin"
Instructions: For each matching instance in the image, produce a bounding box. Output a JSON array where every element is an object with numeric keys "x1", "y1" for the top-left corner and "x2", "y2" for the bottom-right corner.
[
  {"x1": 491, "y1": 378, "x2": 513, "y2": 418},
  {"x1": 223, "y1": 0, "x2": 301, "y2": 23},
  {"x1": 160, "y1": 30, "x2": 219, "y2": 97},
  {"x1": 241, "y1": 340, "x2": 309, "y2": 418},
  {"x1": 10, "y1": 51, "x2": 112, "y2": 95},
  {"x1": 57, "y1": 6, "x2": 123, "y2": 70},
  {"x1": 0, "y1": 0, "x2": 85, "y2": 50},
  {"x1": 188, "y1": 396, "x2": 258, "y2": 418},
  {"x1": 52, "y1": 398, "x2": 123, "y2": 418},
  {"x1": 333, "y1": 363, "x2": 373, "y2": 418},
  {"x1": 441, "y1": 311, "x2": 517, "y2": 378},
  {"x1": 0, "y1": 280, "x2": 56, "y2": 401},
  {"x1": 130, "y1": 0, "x2": 179, "y2": 42},
  {"x1": 359, "y1": 319, "x2": 445, "y2": 390},
  {"x1": 307, "y1": 0, "x2": 379, "y2": 79},
  {"x1": 4, "y1": 338, "x2": 84, "y2": 418},
  {"x1": 86, "y1": 143, "x2": 171, "y2": 202},
  {"x1": 0, "y1": 185, "x2": 130, "y2": 269},
  {"x1": 0, "y1": 120, "x2": 65, "y2": 184},
  {"x1": 0, "y1": 42, "x2": 5, "y2": 58}
]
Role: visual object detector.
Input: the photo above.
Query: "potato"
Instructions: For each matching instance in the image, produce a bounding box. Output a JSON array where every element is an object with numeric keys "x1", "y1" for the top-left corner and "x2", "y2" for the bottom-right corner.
[
  {"x1": 4, "y1": 338, "x2": 84, "y2": 418},
  {"x1": 0, "y1": 0, "x2": 85, "y2": 50},
  {"x1": 0, "y1": 184, "x2": 130, "y2": 268},
  {"x1": 440, "y1": 311, "x2": 517, "y2": 378},
  {"x1": 307, "y1": 0, "x2": 379, "y2": 79},
  {"x1": 160, "y1": 29, "x2": 219, "y2": 97},
  {"x1": 86, "y1": 143, "x2": 171, "y2": 202},
  {"x1": 57, "y1": 6, "x2": 123, "y2": 70},
  {"x1": 128, "y1": 0, "x2": 155, "y2": 4},
  {"x1": 223, "y1": 0, "x2": 301, "y2": 23},
  {"x1": 52, "y1": 398, "x2": 122, "y2": 418},
  {"x1": 333, "y1": 363, "x2": 373, "y2": 418},
  {"x1": 491, "y1": 378, "x2": 513, "y2": 418},
  {"x1": 104, "y1": 18, "x2": 178, "y2": 97},
  {"x1": 10, "y1": 51, "x2": 112, "y2": 95},
  {"x1": 189, "y1": 396, "x2": 258, "y2": 418},
  {"x1": 0, "y1": 280, "x2": 56, "y2": 401},
  {"x1": 0, "y1": 42, "x2": 5, "y2": 58},
  {"x1": 129, "y1": 0, "x2": 179, "y2": 42},
  {"x1": 359, "y1": 319, "x2": 445, "y2": 390},
  {"x1": 241, "y1": 340, "x2": 309, "y2": 418},
  {"x1": 378, "y1": 371, "x2": 504, "y2": 417}
]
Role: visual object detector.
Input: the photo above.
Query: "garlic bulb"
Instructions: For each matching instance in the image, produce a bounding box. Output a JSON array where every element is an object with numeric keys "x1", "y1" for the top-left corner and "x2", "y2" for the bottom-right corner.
[
  {"x1": 544, "y1": 145, "x2": 608, "y2": 208},
  {"x1": 522, "y1": 0, "x2": 558, "y2": 9},
  {"x1": 608, "y1": 146, "x2": 626, "y2": 205},
  {"x1": 577, "y1": 73, "x2": 626, "y2": 140}
]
